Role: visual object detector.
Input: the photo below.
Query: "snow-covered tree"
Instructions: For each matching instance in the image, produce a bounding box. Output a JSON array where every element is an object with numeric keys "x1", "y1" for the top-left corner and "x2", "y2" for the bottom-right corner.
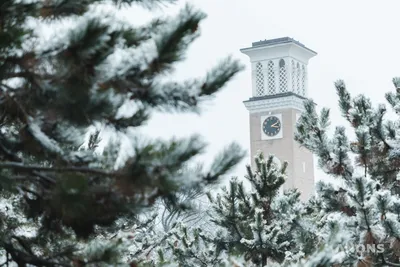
[
  {"x1": 202, "y1": 152, "x2": 309, "y2": 266},
  {"x1": 0, "y1": 0, "x2": 245, "y2": 265},
  {"x1": 293, "y1": 78, "x2": 400, "y2": 266},
  {"x1": 129, "y1": 153, "x2": 315, "y2": 267}
]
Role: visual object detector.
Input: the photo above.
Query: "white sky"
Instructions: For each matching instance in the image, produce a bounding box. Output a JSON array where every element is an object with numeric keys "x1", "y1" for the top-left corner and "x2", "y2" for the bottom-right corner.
[{"x1": 123, "y1": 0, "x2": 400, "y2": 184}]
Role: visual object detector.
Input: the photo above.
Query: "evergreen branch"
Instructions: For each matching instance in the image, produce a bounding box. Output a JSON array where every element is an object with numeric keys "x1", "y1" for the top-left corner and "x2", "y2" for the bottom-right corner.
[
  {"x1": 0, "y1": 0, "x2": 244, "y2": 264},
  {"x1": 108, "y1": 107, "x2": 149, "y2": 129},
  {"x1": 122, "y1": 19, "x2": 166, "y2": 47},
  {"x1": 237, "y1": 182, "x2": 252, "y2": 212},
  {"x1": 296, "y1": 100, "x2": 354, "y2": 180},
  {"x1": 2, "y1": 241, "x2": 70, "y2": 267},
  {"x1": 39, "y1": 0, "x2": 94, "y2": 18},
  {"x1": 151, "y1": 4, "x2": 205, "y2": 74},
  {"x1": 385, "y1": 260, "x2": 400, "y2": 267},
  {"x1": 3, "y1": 92, "x2": 67, "y2": 160},
  {"x1": 385, "y1": 121, "x2": 396, "y2": 139},
  {"x1": 0, "y1": 83, "x2": 16, "y2": 92},
  {"x1": 373, "y1": 107, "x2": 392, "y2": 150},
  {"x1": 32, "y1": 171, "x2": 56, "y2": 184},
  {"x1": 335, "y1": 80, "x2": 352, "y2": 121},
  {"x1": 204, "y1": 142, "x2": 245, "y2": 182},
  {"x1": 10, "y1": 235, "x2": 34, "y2": 256},
  {"x1": 112, "y1": 0, "x2": 177, "y2": 8},
  {"x1": 199, "y1": 57, "x2": 245, "y2": 97},
  {"x1": 0, "y1": 161, "x2": 113, "y2": 176},
  {"x1": 63, "y1": 19, "x2": 112, "y2": 64},
  {"x1": 140, "y1": 57, "x2": 243, "y2": 112},
  {"x1": 125, "y1": 135, "x2": 206, "y2": 176},
  {"x1": 0, "y1": 137, "x2": 22, "y2": 162},
  {"x1": 386, "y1": 92, "x2": 398, "y2": 111}
]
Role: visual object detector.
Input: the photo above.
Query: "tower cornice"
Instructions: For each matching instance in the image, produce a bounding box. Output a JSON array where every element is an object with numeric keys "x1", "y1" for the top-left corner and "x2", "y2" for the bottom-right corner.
[
  {"x1": 241, "y1": 37, "x2": 317, "y2": 55},
  {"x1": 243, "y1": 92, "x2": 307, "y2": 113},
  {"x1": 240, "y1": 37, "x2": 317, "y2": 64}
]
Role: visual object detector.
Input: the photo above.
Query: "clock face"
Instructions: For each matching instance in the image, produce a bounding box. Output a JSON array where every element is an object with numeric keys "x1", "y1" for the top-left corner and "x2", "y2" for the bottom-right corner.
[{"x1": 262, "y1": 116, "x2": 281, "y2": 137}]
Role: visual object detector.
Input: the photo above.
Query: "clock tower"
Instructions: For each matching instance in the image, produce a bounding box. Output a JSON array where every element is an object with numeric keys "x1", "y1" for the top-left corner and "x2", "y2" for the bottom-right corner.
[{"x1": 240, "y1": 37, "x2": 317, "y2": 201}]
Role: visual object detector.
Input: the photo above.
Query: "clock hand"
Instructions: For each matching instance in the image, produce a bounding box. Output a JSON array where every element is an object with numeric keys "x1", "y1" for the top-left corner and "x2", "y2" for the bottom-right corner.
[{"x1": 271, "y1": 122, "x2": 279, "y2": 128}]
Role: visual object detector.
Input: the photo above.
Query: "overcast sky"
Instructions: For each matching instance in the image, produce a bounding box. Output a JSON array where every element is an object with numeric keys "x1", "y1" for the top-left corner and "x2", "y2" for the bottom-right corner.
[{"x1": 123, "y1": 0, "x2": 400, "y2": 184}]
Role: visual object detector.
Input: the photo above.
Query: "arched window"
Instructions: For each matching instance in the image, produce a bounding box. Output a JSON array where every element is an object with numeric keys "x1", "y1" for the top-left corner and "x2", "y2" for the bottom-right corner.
[
  {"x1": 296, "y1": 62, "x2": 301, "y2": 95},
  {"x1": 301, "y1": 65, "x2": 306, "y2": 96},
  {"x1": 279, "y1": 59, "x2": 288, "y2": 93},
  {"x1": 267, "y1": 61, "x2": 275, "y2": 95},
  {"x1": 291, "y1": 60, "x2": 296, "y2": 92},
  {"x1": 255, "y1": 62, "x2": 264, "y2": 96}
]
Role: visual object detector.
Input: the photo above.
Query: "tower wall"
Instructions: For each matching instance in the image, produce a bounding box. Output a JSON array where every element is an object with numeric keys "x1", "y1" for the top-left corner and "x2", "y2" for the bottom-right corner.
[{"x1": 249, "y1": 108, "x2": 296, "y2": 190}]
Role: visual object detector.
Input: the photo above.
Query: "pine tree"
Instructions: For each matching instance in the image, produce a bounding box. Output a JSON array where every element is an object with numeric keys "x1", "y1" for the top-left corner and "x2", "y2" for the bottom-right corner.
[
  {"x1": 0, "y1": 0, "x2": 245, "y2": 265},
  {"x1": 202, "y1": 152, "x2": 309, "y2": 266},
  {"x1": 293, "y1": 78, "x2": 400, "y2": 266}
]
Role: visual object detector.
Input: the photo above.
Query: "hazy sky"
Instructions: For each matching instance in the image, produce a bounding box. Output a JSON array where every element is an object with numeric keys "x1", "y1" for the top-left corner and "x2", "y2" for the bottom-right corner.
[{"x1": 123, "y1": 0, "x2": 400, "y2": 184}]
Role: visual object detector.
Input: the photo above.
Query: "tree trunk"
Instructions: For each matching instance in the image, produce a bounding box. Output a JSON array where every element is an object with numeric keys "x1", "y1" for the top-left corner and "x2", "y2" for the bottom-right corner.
[{"x1": 261, "y1": 254, "x2": 267, "y2": 266}]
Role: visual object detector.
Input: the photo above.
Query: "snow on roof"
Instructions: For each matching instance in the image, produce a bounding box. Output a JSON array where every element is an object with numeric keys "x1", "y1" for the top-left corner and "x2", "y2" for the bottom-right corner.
[{"x1": 251, "y1": 37, "x2": 317, "y2": 54}]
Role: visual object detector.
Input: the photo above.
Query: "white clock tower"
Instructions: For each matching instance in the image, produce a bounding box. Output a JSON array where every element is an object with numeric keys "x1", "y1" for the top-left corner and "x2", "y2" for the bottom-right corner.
[{"x1": 240, "y1": 37, "x2": 316, "y2": 201}]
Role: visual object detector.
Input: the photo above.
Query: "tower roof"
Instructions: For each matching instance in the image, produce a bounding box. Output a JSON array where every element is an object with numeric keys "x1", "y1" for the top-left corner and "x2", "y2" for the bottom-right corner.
[{"x1": 242, "y1": 37, "x2": 317, "y2": 55}]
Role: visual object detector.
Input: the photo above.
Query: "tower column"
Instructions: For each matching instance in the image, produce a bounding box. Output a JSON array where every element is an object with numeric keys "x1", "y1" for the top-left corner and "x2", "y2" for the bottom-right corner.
[{"x1": 240, "y1": 37, "x2": 317, "y2": 201}]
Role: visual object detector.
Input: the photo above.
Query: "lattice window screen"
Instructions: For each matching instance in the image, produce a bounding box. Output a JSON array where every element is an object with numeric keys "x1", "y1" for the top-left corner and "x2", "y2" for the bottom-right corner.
[
  {"x1": 279, "y1": 59, "x2": 288, "y2": 93},
  {"x1": 296, "y1": 62, "x2": 301, "y2": 95},
  {"x1": 291, "y1": 60, "x2": 296, "y2": 92},
  {"x1": 267, "y1": 61, "x2": 275, "y2": 95},
  {"x1": 301, "y1": 65, "x2": 306, "y2": 96},
  {"x1": 255, "y1": 62, "x2": 264, "y2": 96}
]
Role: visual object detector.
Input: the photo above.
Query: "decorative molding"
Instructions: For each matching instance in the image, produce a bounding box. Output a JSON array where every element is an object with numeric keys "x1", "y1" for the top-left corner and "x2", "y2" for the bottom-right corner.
[{"x1": 244, "y1": 94, "x2": 306, "y2": 113}]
